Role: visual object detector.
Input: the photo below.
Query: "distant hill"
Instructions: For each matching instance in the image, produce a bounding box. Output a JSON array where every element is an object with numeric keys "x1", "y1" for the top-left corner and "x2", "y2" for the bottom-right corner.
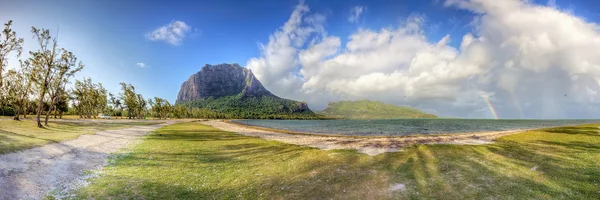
[
  {"x1": 176, "y1": 63, "x2": 320, "y2": 119},
  {"x1": 319, "y1": 100, "x2": 437, "y2": 119}
]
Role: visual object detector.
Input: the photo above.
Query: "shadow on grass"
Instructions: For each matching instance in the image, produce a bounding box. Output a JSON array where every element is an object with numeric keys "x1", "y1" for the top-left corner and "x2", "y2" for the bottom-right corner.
[
  {"x1": 0, "y1": 129, "x2": 59, "y2": 143},
  {"x1": 146, "y1": 131, "x2": 248, "y2": 141},
  {"x1": 538, "y1": 140, "x2": 600, "y2": 151},
  {"x1": 544, "y1": 126, "x2": 600, "y2": 136}
]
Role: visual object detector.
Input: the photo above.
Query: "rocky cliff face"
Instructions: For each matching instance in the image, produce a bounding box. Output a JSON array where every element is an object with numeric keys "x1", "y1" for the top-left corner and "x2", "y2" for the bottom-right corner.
[
  {"x1": 176, "y1": 63, "x2": 315, "y2": 118},
  {"x1": 177, "y1": 63, "x2": 274, "y2": 103}
]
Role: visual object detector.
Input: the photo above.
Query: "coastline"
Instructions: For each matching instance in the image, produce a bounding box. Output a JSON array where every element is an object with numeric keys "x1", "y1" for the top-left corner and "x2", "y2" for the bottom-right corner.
[
  {"x1": 201, "y1": 120, "x2": 534, "y2": 156},
  {"x1": 227, "y1": 119, "x2": 536, "y2": 138}
]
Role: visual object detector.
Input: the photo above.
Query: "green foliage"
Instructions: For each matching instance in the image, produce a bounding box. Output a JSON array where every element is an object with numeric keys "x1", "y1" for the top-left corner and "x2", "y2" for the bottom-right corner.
[
  {"x1": 119, "y1": 82, "x2": 147, "y2": 119},
  {"x1": 108, "y1": 93, "x2": 122, "y2": 118},
  {"x1": 0, "y1": 20, "x2": 24, "y2": 89},
  {"x1": 1, "y1": 68, "x2": 30, "y2": 119},
  {"x1": 54, "y1": 96, "x2": 68, "y2": 118},
  {"x1": 319, "y1": 100, "x2": 438, "y2": 119},
  {"x1": 72, "y1": 78, "x2": 107, "y2": 118},
  {"x1": 0, "y1": 106, "x2": 15, "y2": 116},
  {"x1": 28, "y1": 26, "x2": 83, "y2": 127},
  {"x1": 148, "y1": 97, "x2": 172, "y2": 119},
  {"x1": 178, "y1": 95, "x2": 323, "y2": 119}
]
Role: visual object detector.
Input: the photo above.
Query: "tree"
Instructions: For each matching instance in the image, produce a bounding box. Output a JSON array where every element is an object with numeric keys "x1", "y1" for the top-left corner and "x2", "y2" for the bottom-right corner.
[
  {"x1": 163, "y1": 100, "x2": 172, "y2": 119},
  {"x1": 72, "y1": 78, "x2": 106, "y2": 118},
  {"x1": 2, "y1": 67, "x2": 32, "y2": 120},
  {"x1": 136, "y1": 94, "x2": 146, "y2": 119},
  {"x1": 171, "y1": 104, "x2": 188, "y2": 118},
  {"x1": 54, "y1": 94, "x2": 68, "y2": 118},
  {"x1": 119, "y1": 82, "x2": 138, "y2": 119},
  {"x1": 29, "y1": 27, "x2": 82, "y2": 127},
  {"x1": 44, "y1": 50, "x2": 83, "y2": 125},
  {"x1": 109, "y1": 93, "x2": 123, "y2": 118},
  {"x1": 149, "y1": 97, "x2": 172, "y2": 119},
  {"x1": 95, "y1": 83, "x2": 108, "y2": 116},
  {"x1": 0, "y1": 20, "x2": 24, "y2": 89}
]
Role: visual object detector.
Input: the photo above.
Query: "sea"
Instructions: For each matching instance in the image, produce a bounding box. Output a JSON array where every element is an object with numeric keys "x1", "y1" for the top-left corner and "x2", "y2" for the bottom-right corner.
[{"x1": 232, "y1": 119, "x2": 600, "y2": 136}]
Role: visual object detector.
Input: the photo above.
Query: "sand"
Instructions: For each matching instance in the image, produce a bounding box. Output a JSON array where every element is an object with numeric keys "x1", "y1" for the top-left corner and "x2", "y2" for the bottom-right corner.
[{"x1": 202, "y1": 120, "x2": 528, "y2": 156}]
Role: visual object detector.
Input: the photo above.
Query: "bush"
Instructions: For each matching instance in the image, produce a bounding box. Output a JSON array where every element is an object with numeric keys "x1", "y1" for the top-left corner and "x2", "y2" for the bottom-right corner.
[{"x1": 0, "y1": 106, "x2": 16, "y2": 116}]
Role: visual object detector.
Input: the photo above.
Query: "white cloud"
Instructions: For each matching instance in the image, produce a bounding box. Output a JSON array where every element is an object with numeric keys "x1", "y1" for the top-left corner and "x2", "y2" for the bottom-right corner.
[
  {"x1": 136, "y1": 62, "x2": 147, "y2": 68},
  {"x1": 246, "y1": 2, "x2": 325, "y2": 99},
  {"x1": 246, "y1": 0, "x2": 600, "y2": 119},
  {"x1": 146, "y1": 20, "x2": 192, "y2": 45},
  {"x1": 348, "y1": 6, "x2": 365, "y2": 23}
]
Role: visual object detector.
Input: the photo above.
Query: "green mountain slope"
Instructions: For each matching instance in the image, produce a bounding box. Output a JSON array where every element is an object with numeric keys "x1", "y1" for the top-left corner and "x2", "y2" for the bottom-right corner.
[
  {"x1": 319, "y1": 100, "x2": 437, "y2": 119},
  {"x1": 179, "y1": 95, "x2": 321, "y2": 119}
]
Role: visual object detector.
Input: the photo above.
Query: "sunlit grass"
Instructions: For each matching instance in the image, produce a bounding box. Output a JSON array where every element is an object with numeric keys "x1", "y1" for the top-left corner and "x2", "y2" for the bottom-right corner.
[
  {"x1": 0, "y1": 117, "x2": 161, "y2": 154},
  {"x1": 75, "y1": 122, "x2": 600, "y2": 199}
]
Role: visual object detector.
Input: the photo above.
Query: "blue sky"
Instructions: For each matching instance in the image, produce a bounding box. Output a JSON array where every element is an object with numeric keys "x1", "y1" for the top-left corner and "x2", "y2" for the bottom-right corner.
[{"x1": 2, "y1": 0, "x2": 600, "y2": 118}]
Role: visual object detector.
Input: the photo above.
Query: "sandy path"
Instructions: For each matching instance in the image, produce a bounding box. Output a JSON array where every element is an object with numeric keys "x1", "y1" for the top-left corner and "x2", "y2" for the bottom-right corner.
[
  {"x1": 0, "y1": 121, "x2": 174, "y2": 199},
  {"x1": 202, "y1": 121, "x2": 528, "y2": 156}
]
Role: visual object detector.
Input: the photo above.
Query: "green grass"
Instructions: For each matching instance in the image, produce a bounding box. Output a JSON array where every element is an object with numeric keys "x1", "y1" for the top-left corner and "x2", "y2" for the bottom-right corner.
[
  {"x1": 320, "y1": 100, "x2": 437, "y2": 119},
  {"x1": 75, "y1": 122, "x2": 600, "y2": 199},
  {"x1": 0, "y1": 117, "x2": 161, "y2": 154}
]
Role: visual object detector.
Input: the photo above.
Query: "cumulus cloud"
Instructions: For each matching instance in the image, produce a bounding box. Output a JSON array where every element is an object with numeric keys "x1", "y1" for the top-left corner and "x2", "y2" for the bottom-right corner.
[
  {"x1": 246, "y1": 0, "x2": 600, "y2": 119},
  {"x1": 146, "y1": 20, "x2": 192, "y2": 45},
  {"x1": 136, "y1": 62, "x2": 147, "y2": 68},
  {"x1": 246, "y1": 2, "x2": 325, "y2": 99},
  {"x1": 348, "y1": 6, "x2": 365, "y2": 23}
]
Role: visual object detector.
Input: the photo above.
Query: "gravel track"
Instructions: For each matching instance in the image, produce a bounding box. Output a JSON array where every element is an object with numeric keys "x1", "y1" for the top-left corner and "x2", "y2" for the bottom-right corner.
[{"x1": 0, "y1": 121, "x2": 173, "y2": 200}]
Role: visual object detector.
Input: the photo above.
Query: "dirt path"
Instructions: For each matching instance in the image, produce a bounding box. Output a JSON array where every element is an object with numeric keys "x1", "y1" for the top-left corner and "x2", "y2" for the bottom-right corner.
[
  {"x1": 202, "y1": 121, "x2": 527, "y2": 156},
  {"x1": 0, "y1": 121, "x2": 174, "y2": 199}
]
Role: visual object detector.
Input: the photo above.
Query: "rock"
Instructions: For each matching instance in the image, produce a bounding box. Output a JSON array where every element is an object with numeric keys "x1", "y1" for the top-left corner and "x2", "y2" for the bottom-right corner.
[
  {"x1": 175, "y1": 63, "x2": 314, "y2": 116},
  {"x1": 177, "y1": 63, "x2": 274, "y2": 102}
]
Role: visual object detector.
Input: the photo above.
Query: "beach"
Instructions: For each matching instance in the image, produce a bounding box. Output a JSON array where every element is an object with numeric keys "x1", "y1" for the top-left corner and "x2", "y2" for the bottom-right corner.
[{"x1": 201, "y1": 120, "x2": 530, "y2": 156}]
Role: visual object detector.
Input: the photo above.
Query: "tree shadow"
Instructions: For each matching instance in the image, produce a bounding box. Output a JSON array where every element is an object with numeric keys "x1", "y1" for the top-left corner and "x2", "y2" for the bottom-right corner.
[
  {"x1": 146, "y1": 130, "x2": 248, "y2": 141},
  {"x1": 544, "y1": 126, "x2": 600, "y2": 136}
]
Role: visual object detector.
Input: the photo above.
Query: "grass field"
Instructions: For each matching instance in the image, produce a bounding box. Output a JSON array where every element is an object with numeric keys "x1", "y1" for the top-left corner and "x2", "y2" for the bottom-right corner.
[
  {"x1": 0, "y1": 117, "x2": 161, "y2": 154},
  {"x1": 73, "y1": 122, "x2": 600, "y2": 199}
]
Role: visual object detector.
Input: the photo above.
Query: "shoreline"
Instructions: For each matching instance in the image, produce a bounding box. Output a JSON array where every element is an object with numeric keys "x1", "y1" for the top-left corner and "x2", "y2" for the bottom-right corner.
[
  {"x1": 201, "y1": 120, "x2": 534, "y2": 156},
  {"x1": 227, "y1": 120, "x2": 535, "y2": 138}
]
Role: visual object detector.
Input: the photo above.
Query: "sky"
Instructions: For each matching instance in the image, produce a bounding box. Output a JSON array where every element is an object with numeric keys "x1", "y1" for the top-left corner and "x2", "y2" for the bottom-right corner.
[{"x1": 1, "y1": 0, "x2": 600, "y2": 119}]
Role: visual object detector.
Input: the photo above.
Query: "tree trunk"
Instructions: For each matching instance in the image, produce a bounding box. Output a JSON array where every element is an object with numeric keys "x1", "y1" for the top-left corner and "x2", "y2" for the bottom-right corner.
[
  {"x1": 36, "y1": 91, "x2": 45, "y2": 128},
  {"x1": 44, "y1": 96, "x2": 58, "y2": 126},
  {"x1": 13, "y1": 106, "x2": 21, "y2": 121},
  {"x1": 0, "y1": 62, "x2": 3, "y2": 89},
  {"x1": 45, "y1": 105, "x2": 55, "y2": 126},
  {"x1": 23, "y1": 101, "x2": 27, "y2": 119}
]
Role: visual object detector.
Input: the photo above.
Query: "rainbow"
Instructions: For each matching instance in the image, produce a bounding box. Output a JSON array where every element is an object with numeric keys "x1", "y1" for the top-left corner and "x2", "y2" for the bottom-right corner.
[{"x1": 481, "y1": 95, "x2": 499, "y2": 120}]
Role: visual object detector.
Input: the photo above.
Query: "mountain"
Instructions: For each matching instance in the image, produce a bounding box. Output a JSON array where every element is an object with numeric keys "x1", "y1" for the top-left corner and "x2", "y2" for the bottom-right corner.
[
  {"x1": 319, "y1": 100, "x2": 437, "y2": 119},
  {"x1": 176, "y1": 63, "x2": 319, "y2": 119}
]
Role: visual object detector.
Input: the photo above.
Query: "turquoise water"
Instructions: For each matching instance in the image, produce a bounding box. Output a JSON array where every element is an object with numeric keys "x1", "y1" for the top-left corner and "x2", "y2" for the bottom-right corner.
[{"x1": 233, "y1": 119, "x2": 600, "y2": 136}]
